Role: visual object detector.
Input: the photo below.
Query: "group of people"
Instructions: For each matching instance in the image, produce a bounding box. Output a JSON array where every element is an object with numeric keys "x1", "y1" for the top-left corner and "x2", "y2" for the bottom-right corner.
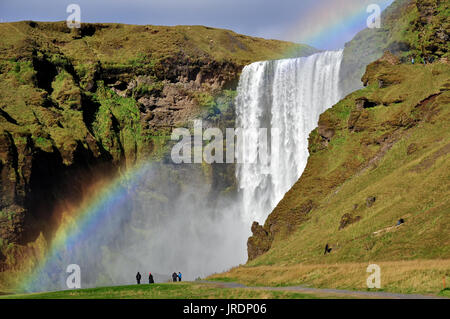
[
  {"x1": 135, "y1": 272, "x2": 154, "y2": 284},
  {"x1": 135, "y1": 271, "x2": 182, "y2": 284},
  {"x1": 172, "y1": 272, "x2": 182, "y2": 282}
]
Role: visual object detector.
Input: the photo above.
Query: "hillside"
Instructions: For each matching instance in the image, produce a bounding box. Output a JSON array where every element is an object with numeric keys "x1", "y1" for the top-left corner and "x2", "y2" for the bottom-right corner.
[
  {"x1": 213, "y1": 52, "x2": 450, "y2": 295},
  {"x1": 248, "y1": 53, "x2": 450, "y2": 261},
  {"x1": 340, "y1": 0, "x2": 449, "y2": 96},
  {"x1": 0, "y1": 21, "x2": 315, "y2": 276},
  {"x1": 214, "y1": 0, "x2": 450, "y2": 295}
]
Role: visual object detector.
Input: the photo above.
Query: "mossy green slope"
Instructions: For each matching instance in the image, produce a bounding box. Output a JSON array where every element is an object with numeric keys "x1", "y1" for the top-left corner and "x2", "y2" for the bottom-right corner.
[{"x1": 248, "y1": 54, "x2": 450, "y2": 265}]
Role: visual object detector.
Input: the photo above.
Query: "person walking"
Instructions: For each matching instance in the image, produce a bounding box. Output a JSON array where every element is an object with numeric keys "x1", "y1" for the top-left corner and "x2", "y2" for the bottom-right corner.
[
  {"x1": 136, "y1": 272, "x2": 142, "y2": 284},
  {"x1": 178, "y1": 272, "x2": 182, "y2": 282},
  {"x1": 324, "y1": 243, "x2": 332, "y2": 255},
  {"x1": 149, "y1": 272, "x2": 154, "y2": 284},
  {"x1": 172, "y1": 272, "x2": 178, "y2": 282}
]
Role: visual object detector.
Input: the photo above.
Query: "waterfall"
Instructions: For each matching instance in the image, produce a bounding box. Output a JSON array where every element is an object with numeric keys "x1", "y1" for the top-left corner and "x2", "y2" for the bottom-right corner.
[
  {"x1": 236, "y1": 50, "x2": 343, "y2": 224},
  {"x1": 24, "y1": 51, "x2": 344, "y2": 293}
]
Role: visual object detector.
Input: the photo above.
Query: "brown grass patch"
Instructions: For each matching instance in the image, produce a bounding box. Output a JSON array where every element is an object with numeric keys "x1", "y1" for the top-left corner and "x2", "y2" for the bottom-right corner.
[{"x1": 210, "y1": 259, "x2": 450, "y2": 295}]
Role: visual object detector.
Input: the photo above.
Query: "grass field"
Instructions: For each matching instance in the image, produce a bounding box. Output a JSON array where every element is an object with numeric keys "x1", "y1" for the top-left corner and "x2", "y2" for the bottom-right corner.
[{"x1": 0, "y1": 282, "x2": 327, "y2": 299}]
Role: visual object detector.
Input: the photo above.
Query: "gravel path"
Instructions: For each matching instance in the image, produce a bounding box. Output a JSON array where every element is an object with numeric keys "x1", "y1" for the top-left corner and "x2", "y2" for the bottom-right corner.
[{"x1": 200, "y1": 281, "x2": 447, "y2": 299}]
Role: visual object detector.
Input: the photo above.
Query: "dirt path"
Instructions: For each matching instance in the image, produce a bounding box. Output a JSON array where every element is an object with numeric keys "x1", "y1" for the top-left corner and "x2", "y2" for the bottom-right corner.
[{"x1": 200, "y1": 281, "x2": 446, "y2": 299}]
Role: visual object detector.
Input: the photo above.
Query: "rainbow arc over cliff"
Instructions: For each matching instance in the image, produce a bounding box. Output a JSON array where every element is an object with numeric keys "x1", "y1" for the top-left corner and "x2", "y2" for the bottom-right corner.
[{"x1": 20, "y1": 0, "x2": 394, "y2": 292}]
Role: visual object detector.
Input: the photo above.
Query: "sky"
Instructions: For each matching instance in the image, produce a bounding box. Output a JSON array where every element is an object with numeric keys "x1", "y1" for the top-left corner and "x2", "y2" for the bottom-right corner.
[{"x1": 0, "y1": 0, "x2": 394, "y2": 50}]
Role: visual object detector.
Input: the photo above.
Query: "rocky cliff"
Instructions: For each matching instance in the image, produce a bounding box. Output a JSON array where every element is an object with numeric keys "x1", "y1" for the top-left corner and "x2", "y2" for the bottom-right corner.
[
  {"x1": 0, "y1": 21, "x2": 315, "y2": 268},
  {"x1": 340, "y1": 0, "x2": 449, "y2": 96},
  {"x1": 248, "y1": 0, "x2": 449, "y2": 262}
]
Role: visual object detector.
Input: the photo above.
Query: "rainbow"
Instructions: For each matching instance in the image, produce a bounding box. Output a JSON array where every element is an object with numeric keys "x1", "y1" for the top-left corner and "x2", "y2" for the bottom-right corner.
[
  {"x1": 19, "y1": 0, "x2": 397, "y2": 292},
  {"x1": 20, "y1": 162, "x2": 151, "y2": 292},
  {"x1": 285, "y1": 0, "x2": 394, "y2": 50}
]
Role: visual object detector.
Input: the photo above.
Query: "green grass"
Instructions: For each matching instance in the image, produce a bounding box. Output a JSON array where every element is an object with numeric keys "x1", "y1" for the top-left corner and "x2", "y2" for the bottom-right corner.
[
  {"x1": 439, "y1": 288, "x2": 450, "y2": 297},
  {"x1": 0, "y1": 283, "x2": 323, "y2": 299},
  {"x1": 206, "y1": 277, "x2": 239, "y2": 283}
]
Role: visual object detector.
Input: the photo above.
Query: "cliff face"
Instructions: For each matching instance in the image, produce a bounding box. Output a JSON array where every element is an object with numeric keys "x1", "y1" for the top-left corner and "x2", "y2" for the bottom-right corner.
[
  {"x1": 248, "y1": 0, "x2": 449, "y2": 262},
  {"x1": 0, "y1": 21, "x2": 315, "y2": 264},
  {"x1": 340, "y1": 0, "x2": 449, "y2": 96}
]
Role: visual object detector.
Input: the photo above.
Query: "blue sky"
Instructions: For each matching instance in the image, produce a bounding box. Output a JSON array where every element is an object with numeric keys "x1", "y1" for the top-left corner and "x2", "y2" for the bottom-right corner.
[{"x1": 0, "y1": 0, "x2": 394, "y2": 50}]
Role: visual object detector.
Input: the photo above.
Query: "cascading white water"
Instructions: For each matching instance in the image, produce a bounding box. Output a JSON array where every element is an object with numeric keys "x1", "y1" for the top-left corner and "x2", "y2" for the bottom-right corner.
[{"x1": 236, "y1": 50, "x2": 344, "y2": 225}]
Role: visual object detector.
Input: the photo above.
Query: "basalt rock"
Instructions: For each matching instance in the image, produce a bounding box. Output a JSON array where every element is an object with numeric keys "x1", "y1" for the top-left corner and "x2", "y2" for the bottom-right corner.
[{"x1": 247, "y1": 222, "x2": 273, "y2": 261}]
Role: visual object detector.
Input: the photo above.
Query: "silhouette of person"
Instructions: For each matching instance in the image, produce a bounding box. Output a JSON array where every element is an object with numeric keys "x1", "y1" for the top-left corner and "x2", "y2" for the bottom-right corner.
[
  {"x1": 149, "y1": 272, "x2": 154, "y2": 284},
  {"x1": 172, "y1": 272, "x2": 178, "y2": 282},
  {"x1": 178, "y1": 272, "x2": 182, "y2": 282},
  {"x1": 136, "y1": 272, "x2": 142, "y2": 284},
  {"x1": 324, "y1": 244, "x2": 332, "y2": 255}
]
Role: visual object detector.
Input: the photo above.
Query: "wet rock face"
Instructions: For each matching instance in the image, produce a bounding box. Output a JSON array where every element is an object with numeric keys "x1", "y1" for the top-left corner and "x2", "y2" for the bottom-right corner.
[
  {"x1": 0, "y1": 127, "x2": 117, "y2": 245},
  {"x1": 247, "y1": 222, "x2": 273, "y2": 261},
  {"x1": 0, "y1": 43, "x2": 245, "y2": 251},
  {"x1": 101, "y1": 57, "x2": 241, "y2": 134},
  {"x1": 0, "y1": 66, "x2": 234, "y2": 247},
  {"x1": 0, "y1": 206, "x2": 26, "y2": 243}
]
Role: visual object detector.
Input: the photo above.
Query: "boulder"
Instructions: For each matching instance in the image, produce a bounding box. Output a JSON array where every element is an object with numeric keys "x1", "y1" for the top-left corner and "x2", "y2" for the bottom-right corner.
[
  {"x1": 339, "y1": 213, "x2": 361, "y2": 230},
  {"x1": 247, "y1": 222, "x2": 273, "y2": 261}
]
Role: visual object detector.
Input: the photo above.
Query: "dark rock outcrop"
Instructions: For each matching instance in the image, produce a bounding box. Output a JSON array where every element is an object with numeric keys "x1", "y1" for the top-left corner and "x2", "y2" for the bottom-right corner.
[
  {"x1": 339, "y1": 213, "x2": 362, "y2": 230},
  {"x1": 366, "y1": 196, "x2": 377, "y2": 208},
  {"x1": 248, "y1": 222, "x2": 273, "y2": 261}
]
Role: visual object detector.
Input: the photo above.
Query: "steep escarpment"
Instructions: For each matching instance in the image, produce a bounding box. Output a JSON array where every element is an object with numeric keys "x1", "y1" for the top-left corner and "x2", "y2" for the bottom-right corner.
[
  {"x1": 340, "y1": 0, "x2": 449, "y2": 96},
  {"x1": 247, "y1": 0, "x2": 449, "y2": 263},
  {"x1": 0, "y1": 21, "x2": 315, "y2": 269},
  {"x1": 248, "y1": 52, "x2": 450, "y2": 262}
]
